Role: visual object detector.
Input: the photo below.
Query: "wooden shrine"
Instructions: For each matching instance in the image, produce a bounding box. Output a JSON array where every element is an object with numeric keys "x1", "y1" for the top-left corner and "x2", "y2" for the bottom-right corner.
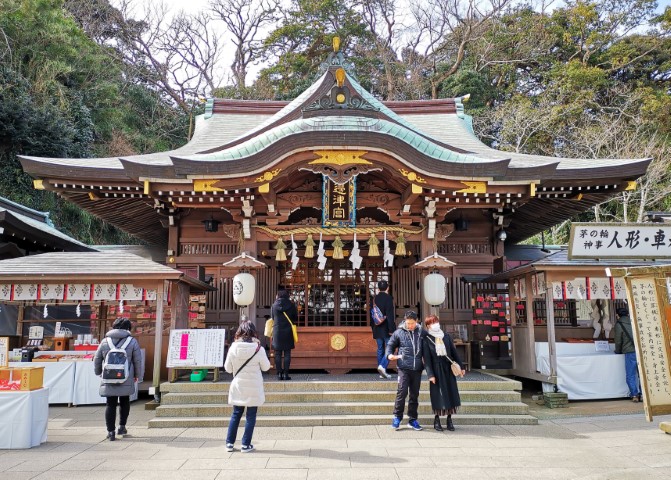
[{"x1": 17, "y1": 40, "x2": 651, "y2": 374}]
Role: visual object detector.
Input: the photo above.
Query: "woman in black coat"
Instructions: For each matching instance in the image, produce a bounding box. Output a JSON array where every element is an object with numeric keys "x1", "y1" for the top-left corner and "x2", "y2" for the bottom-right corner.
[
  {"x1": 422, "y1": 314, "x2": 464, "y2": 431},
  {"x1": 270, "y1": 288, "x2": 298, "y2": 380}
]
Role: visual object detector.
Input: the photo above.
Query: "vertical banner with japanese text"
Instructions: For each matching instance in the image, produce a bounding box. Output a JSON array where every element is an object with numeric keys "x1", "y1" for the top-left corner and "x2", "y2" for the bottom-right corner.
[
  {"x1": 625, "y1": 276, "x2": 671, "y2": 421},
  {"x1": 322, "y1": 176, "x2": 356, "y2": 227}
]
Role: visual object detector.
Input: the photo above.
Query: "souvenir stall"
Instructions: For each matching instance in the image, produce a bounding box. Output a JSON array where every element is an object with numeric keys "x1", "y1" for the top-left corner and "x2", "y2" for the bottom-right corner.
[
  {"x1": 0, "y1": 251, "x2": 214, "y2": 403},
  {"x1": 487, "y1": 249, "x2": 656, "y2": 399}
]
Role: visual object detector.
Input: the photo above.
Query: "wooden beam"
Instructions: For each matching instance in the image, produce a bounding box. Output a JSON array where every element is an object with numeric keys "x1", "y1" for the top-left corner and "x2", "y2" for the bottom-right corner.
[
  {"x1": 401, "y1": 183, "x2": 422, "y2": 210},
  {"x1": 258, "y1": 183, "x2": 277, "y2": 214}
]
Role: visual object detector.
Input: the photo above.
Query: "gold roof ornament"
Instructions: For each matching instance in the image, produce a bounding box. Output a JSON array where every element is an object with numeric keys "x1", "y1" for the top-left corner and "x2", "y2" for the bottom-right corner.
[
  {"x1": 333, "y1": 36, "x2": 340, "y2": 52},
  {"x1": 335, "y1": 68, "x2": 346, "y2": 87}
]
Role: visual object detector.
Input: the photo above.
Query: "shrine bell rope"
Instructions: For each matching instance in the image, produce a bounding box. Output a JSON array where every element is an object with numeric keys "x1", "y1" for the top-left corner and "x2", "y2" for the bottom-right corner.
[{"x1": 254, "y1": 224, "x2": 426, "y2": 238}]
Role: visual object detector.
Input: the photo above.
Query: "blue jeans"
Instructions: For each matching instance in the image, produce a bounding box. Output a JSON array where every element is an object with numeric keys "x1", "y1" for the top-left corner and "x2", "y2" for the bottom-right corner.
[
  {"x1": 376, "y1": 337, "x2": 390, "y2": 369},
  {"x1": 624, "y1": 352, "x2": 641, "y2": 398},
  {"x1": 226, "y1": 405, "x2": 258, "y2": 446}
]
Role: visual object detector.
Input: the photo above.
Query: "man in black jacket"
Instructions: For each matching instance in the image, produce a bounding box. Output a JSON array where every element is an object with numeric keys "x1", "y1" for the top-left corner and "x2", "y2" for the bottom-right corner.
[
  {"x1": 371, "y1": 280, "x2": 395, "y2": 379},
  {"x1": 386, "y1": 311, "x2": 423, "y2": 431}
]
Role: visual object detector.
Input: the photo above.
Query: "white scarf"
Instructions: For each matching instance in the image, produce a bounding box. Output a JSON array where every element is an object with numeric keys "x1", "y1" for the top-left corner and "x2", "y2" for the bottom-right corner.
[{"x1": 428, "y1": 328, "x2": 447, "y2": 357}]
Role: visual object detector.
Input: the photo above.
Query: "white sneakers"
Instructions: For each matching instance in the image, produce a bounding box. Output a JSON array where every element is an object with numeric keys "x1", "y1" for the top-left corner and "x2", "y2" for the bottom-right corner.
[{"x1": 377, "y1": 365, "x2": 391, "y2": 379}]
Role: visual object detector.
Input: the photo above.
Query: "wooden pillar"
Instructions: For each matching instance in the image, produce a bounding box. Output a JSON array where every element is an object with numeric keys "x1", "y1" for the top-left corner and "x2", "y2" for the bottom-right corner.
[
  {"x1": 152, "y1": 280, "x2": 166, "y2": 401},
  {"x1": 524, "y1": 274, "x2": 536, "y2": 375},
  {"x1": 545, "y1": 283, "x2": 558, "y2": 385},
  {"x1": 170, "y1": 282, "x2": 189, "y2": 330}
]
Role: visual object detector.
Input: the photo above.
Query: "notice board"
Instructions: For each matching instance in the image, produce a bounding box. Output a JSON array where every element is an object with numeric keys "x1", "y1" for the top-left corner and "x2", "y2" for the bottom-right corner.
[
  {"x1": 166, "y1": 329, "x2": 226, "y2": 368},
  {"x1": 623, "y1": 275, "x2": 671, "y2": 421},
  {"x1": 0, "y1": 337, "x2": 8, "y2": 367}
]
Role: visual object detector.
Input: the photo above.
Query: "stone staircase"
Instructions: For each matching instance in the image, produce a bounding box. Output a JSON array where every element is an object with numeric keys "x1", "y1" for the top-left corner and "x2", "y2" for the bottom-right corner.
[{"x1": 148, "y1": 371, "x2": 537, "y2": 428}]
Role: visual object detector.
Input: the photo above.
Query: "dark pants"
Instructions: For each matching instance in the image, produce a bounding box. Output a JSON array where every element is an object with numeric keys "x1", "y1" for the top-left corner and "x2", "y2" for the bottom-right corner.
[
  {"x1": 105, "y1": 396, "x2": 130, "y2": 432},
  {"x1": 274, "y1": 349, "x2": 291, "y2": 373},
  {"x1": 226, "y1": 405, "x2": 258, "y2": 446},
  {"x1": 393, "y1": 368, "x2": 422, "y2": 420},
  {"x1": 376, "y1": 337, "x2": 390, "y2": 369}
]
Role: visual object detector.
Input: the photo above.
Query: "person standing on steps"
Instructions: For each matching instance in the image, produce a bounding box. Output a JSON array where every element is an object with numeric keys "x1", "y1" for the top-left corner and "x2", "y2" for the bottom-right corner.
[
  {"x1": 224, "y1": 321, "x2": 271, "y2": 453},
  {"x1": 371, "y1": 280, "x2": 396, "y2": 379},
  {"x1": 94, "y1": 317, "x2": 144, "y2": 441},
  {"x1": 386, "y1": 311, "x2": 424, "y2": 431},
  {"x1": 271, "y1": 288, "x2": 297, "y2": 380},
  {"x1": 614, "y1": 307, "x2": 642, "y2": 402},
  {"x1": 421, "y1": 314, "x2": 464, "y2": 431}
]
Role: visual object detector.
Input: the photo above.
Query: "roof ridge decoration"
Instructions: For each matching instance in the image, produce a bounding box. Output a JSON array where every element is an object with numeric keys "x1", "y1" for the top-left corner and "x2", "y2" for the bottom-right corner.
[
  {"x1": 302, "y1": 37, "x2": 380, "y2": 114},
  {"x1": 316, "y1": 36, "x2": 358, "y2": 80},
  {"x1": 304, "y1": 38, "x2": 378, "y2": 114}
]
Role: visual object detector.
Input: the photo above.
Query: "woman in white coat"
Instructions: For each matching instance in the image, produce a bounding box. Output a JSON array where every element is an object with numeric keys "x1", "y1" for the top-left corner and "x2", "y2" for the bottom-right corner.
[{"x1": 224, "y1": 321, "x2": 270, "y2": 453}]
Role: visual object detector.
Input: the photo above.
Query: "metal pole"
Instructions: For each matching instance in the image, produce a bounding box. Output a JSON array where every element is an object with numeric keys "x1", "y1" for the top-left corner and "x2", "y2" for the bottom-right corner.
[{"x1": 152, "y1": 280, "x2": 166, "y2": 403}]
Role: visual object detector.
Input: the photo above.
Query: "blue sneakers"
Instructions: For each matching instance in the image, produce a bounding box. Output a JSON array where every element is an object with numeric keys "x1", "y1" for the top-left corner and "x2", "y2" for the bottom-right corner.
[
  {"x1": 408, "y1": 419, "x2": 423, "y2": 431},
  {"x1": 391, "y1": 417, "x2": 401, "y2": 430}
]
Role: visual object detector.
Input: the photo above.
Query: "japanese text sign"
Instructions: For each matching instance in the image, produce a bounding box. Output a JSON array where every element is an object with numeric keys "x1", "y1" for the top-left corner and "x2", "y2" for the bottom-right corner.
[
  {"x1": 166, "y1": 329, "x2": 226, "y2": 368},
  {"x1": 626, "y1": 276, "x2": 671, "y2": 420},
  {"x1": 569, "y1": 223, "x2": 671, "y2": 259},
  {"x1": 323, "y1": 176, "x2": 356, "y2": 227}
]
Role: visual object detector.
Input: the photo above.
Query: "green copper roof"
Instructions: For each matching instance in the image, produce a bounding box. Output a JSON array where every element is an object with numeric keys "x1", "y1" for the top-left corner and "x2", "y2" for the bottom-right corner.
[{"x1": 180, "y1": 116, "x2": 504, "y2": 165}]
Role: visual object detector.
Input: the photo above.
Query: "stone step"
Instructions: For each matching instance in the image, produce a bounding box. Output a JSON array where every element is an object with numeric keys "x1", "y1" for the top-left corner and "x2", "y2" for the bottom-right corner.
[
  {"x1": 160, "y1": 378, "x2": 523, "y2": 394},
  {"x1": 160, "y1": 390, "x2": 523, "y2": 405},
  {"x1": 148, "y1": 413, "x2": 538, "y2": 428},
  {"x1": 155, "y1": 401, "x2": 529, "y2": 417}
]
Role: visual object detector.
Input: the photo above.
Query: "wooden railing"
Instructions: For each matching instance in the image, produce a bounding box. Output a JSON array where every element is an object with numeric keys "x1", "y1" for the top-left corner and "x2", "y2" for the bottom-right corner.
[{"x1": 179, "y1": 242, "x2": 238, "y2": 256}]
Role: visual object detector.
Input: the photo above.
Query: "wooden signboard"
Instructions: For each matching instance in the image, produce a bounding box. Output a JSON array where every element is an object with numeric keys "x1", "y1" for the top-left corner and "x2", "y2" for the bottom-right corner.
[
  {"x1": 0, "y1": 337, "x2": 8, "y2": 368},
  {"x1": 624, "y1": 276, "x2": 671, "y2": 421},
  {"x1": 166, "y1": 329, "x2": 226, "y2": 368}
]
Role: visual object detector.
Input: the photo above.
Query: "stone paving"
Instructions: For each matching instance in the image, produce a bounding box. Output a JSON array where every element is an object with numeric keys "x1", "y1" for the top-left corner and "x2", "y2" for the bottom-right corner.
[{"x1": 1, "y1": 398, "x2": 670, "y2": 480}]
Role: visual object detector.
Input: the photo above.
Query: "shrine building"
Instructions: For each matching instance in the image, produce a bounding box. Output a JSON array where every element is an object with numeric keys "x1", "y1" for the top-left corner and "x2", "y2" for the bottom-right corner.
[{"x1": 18, "y1": 42, "x2": 651, "y2": 375}]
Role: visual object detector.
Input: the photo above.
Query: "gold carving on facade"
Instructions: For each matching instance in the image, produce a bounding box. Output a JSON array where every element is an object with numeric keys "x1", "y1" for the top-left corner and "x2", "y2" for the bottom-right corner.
[
  {"x1": 399, "y1": 169, "x2": 427, "y2": 184},
  {"x1": 456, "y1": 181, "x2": 487, "y2": 194},
  {"x1": 330, "y1": 333, "x2": 347, "y2": 351},
  {"x1": 254, "y1": 169, "x2": 282, "y2": 183},
  {"x1": 194, "y1": 180, "x2": 224, "y2": 192},
  {"x1": 310, "y1": 150, "x2": 371, "y2": 166}
]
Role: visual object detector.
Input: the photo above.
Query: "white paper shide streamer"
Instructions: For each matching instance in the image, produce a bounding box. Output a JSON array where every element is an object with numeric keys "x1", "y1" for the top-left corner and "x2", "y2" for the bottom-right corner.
[
  {"x1": 383, "y1": 231, "x2": 394, "y2": 267},
  {"x1": 350, "y1": 233, "x2": 363, "y2": 270},
  {"x1": 317, "y1": 232, "x2": 327, "y2": 270},
  {"x1": 290, "y1": 234, "x2": 300, "y2": 270}
]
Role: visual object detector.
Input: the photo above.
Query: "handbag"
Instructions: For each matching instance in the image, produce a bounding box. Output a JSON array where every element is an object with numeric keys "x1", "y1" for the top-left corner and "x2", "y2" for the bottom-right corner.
[
  {"x1": 446, "y1": 355, "x2": 464, "y2": 378},
  {"x1": 371, "y1": 300, "x2": 386, "y2": 326},
  {"x1": 284, "y1": 312, "x2": 298, "y2": 344},
  {"x1": 264, "y1": 318, "x2": 274, "y2": 337}
]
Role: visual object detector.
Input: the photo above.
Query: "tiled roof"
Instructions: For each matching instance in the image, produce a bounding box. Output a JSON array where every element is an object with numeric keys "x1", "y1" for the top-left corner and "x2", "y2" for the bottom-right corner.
[{"x1": 0, "y1": 252, "x2": 182, "y2": 280}]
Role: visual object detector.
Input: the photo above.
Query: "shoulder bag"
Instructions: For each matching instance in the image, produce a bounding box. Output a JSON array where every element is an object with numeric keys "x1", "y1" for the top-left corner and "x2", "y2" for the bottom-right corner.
[
  {"x1": 233, "y1": 344, "x2": 261, "y2": 378},
  {"x1": 446, "y1": 355, "x2": 464, "y2": 378},
  {"x1": 264, "y1": 318, "x2": 274, "y2": 337},
  {"x1": 284, "y1": 311, "x2": 298, "y2": 343}
]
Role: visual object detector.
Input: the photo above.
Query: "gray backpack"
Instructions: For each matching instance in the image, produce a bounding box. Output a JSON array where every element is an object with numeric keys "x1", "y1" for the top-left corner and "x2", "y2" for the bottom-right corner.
[{"x1": 101, "y1": 337, "x2": 132, "y2": 384}]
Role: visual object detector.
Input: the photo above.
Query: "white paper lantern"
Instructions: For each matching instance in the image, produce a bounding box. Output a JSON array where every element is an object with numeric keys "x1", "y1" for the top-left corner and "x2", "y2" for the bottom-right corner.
[
  {"x1": 424, "y1": 272, "x2": 446, "y2": 306},
  {"x1": 233, "y1": 272, "x2": 255, "y2": 306}
]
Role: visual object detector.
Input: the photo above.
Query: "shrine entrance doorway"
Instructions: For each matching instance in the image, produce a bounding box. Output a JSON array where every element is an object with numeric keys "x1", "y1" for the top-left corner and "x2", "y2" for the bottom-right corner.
[{"x1": 279, "y1": 260, "x2": 391, "y2": 327}]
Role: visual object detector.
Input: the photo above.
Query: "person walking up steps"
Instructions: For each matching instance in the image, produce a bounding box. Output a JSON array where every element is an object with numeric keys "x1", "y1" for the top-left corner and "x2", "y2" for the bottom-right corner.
[
  {"x1": 371, "y1": 280, "x2": 395, "y2": 379},
  {"x1": 386, "y1": 311, "x2": 424, "y2": 431}
]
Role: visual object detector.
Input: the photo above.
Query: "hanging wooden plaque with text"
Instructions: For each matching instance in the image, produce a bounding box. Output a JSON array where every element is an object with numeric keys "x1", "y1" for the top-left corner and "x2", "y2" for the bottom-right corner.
[
  {"x1": 322, "y1": 176, "x2": 356, "y2": 227},
  {"x1": 625, "y1": 276, "x2": 671, "y2": 421}
]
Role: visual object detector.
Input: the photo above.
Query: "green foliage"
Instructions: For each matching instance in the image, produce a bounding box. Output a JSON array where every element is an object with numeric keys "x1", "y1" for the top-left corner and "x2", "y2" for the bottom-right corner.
[{"x1": 0, "y1": 0, "x2": 189, "y2": 245}]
